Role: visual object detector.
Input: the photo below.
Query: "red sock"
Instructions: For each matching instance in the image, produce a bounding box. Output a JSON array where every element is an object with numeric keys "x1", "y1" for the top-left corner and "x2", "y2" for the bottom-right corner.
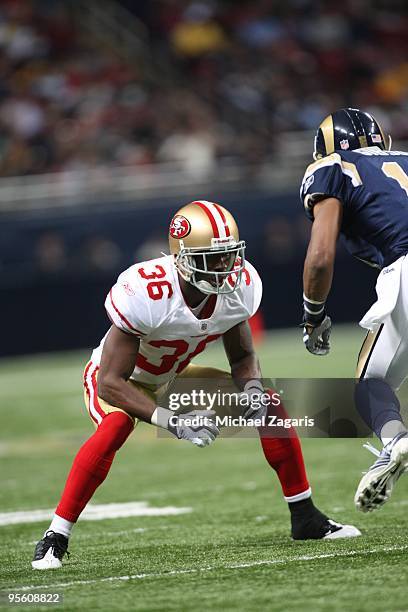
[
  {"x1": 258, "y1": 392, "x2": 310, "y2": 500},
  {"x1": 55, "y1": 411, "x2": 134, "y2": 522}
]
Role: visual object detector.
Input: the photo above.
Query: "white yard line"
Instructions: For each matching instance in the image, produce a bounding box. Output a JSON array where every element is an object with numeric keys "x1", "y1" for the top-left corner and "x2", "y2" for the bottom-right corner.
[
  {"x1": 27, "y1": 528, "x2": 146, "y2": 545},
  {"x1": 0, "y1": 502, "x2": 192, "y2": 526},
  {"x1": 12, "y1": 544, "x2": 408, "y2": 592},
  {"x1": 26, "y1": 526, "x2": 175, "y2": 545}
]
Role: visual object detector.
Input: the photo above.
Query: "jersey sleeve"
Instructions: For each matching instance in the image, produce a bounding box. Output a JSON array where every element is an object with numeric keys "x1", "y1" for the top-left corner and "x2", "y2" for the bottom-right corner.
[
  {"x1": 243, "y1": 260, "x2": 263, "y2": 317},
  {"x1": 300, "y1": 153, "x2": 360, "y2": 220},
  {"x1": 105, "y1": 268, "x2": 152, "y2": 337}
]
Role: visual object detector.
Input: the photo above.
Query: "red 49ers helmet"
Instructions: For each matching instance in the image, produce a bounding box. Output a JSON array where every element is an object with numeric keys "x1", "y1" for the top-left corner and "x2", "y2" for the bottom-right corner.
[{"x1": 168, "y1": 200, "x2": 245, "y2": 294}]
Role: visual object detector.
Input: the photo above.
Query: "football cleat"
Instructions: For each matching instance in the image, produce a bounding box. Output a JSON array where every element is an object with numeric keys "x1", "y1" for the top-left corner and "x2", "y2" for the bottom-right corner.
[
  {"x1": 292, "y1": 508, "x2": 361, "y2": 540},
  {"x1": 319, "y1": 519, "x2": 362, "y2": 540},
  {"x1": 354, "y1": 432, "x2": 408, "y2": 513},
  {"x1": 32, "y1": 530, "x2": 69, "y2": 570}
]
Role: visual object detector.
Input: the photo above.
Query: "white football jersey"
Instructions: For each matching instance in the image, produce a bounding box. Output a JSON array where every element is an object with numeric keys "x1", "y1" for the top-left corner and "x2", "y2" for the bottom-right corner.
[{"x1": 91, "y1": 254, "x2": 262, "y2": 387}]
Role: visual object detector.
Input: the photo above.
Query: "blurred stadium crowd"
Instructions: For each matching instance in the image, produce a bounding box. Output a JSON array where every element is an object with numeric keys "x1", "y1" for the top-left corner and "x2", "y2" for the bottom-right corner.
[
  {"x1": 0, "y1": 0, "x2": 407, "y2": 178},
  {"x1": 0, "y1": 0, "x2": 400, "y2": 354}
]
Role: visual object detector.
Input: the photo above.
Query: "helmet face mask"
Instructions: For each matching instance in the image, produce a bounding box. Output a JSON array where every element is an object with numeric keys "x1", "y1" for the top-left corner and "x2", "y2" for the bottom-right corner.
[
  {"x1": 168, "y1": 201, "x2": 246, "y2": 295},
  {"x1": 313, "y1": 108, "x2": 392, "y2": 160},
  {"x1": 176, "y1": 239, "x2": 246, "y2": 295}
]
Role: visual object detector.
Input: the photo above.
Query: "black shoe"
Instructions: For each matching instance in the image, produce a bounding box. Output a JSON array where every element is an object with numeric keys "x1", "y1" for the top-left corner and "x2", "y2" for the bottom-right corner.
[
  {"x1": 292, "y1": 514, "x2": 361, "y2": 540},
  {"x1": 32, "y1": 530, "x2": 69, "y2": 570},
  {"x1": 290, "y1": 499, "x2": 361, "y2": 540}
]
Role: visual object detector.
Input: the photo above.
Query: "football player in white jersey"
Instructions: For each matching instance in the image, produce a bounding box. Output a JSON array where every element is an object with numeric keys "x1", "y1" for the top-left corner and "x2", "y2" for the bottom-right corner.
[{"x1": 32, "y1": 200, "x2": 360, "y2": 569}]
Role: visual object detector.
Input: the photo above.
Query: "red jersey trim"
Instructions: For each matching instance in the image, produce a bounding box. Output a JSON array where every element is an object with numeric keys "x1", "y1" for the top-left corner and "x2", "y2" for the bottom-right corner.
[{"x1": 109, "y1": 289, "x2": 146, "y2": 335}]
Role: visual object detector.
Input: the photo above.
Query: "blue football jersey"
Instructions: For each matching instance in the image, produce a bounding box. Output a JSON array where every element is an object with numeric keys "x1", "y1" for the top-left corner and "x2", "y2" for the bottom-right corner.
[{"x1": 300, "y1": 147, "x2": 408, "y2": 268}]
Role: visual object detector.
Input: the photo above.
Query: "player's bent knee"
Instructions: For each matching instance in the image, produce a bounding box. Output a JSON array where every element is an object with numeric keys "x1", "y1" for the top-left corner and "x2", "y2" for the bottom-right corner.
[{"x1": 97, "y1": 411, "x2": 135, "y2": 451}]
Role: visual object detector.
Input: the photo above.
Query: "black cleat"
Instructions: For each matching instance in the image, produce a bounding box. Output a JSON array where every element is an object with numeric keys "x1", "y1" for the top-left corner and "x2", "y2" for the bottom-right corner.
[
  {"x1": 290, "y1": 499, "x2": 361, "y2": 540},
  {"x1": 292, "y1": 514, "x2": 361, "y2": 540},
  {"x1": 32, "y1": 530, "x2": 69, "y2": 570}
]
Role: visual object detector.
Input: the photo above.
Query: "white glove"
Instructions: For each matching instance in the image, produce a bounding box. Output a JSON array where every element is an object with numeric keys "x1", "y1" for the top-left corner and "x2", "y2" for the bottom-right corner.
[
  {"x1": 151, "y1": 407, "x2": 220, "y2": 447},
  {"x1": 302, "y1": 315, "x2": 332, "y2": 356},
  {"x1": 241, "y1": 380, "x2": 267, "y2": 422}
]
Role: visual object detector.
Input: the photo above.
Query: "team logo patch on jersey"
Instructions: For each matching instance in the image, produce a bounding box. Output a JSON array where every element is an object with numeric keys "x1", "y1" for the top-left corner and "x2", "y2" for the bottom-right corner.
[
  {"x1": 303, "y1": 174, "x2": 314, "y2": 193},
  {"x1": 170, "y1": 215, "x2": 191, "y2": 239},
  {"x1": 122, "y1": 282, "x2": 135, "y2": 296},
  {"x1": 340, "y1": 139, "x2": 350, "y2": 150}
]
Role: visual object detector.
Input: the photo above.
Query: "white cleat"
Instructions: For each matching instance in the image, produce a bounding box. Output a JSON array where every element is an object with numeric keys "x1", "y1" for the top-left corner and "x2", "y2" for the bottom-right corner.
[
  {"x1": 322, "y1": 520, "x2": 361, "y2": 539},
  {"x1": 390, "y1": 435, "x2": 408, "y2": 466},
  {"x1": 31, "y1": 530, "x2": 69, "y2": 570},
  {"x1": 354, "y1": 433, "x2": 408, "y2": 513}
]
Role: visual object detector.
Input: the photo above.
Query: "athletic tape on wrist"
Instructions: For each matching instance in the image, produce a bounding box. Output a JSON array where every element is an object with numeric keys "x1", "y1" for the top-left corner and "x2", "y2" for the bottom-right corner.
[
  {"x1": 303, "y1": 293, "x2": 326, "y2": 317},
  {"x1": 151, "y1": 406, "x2": 172, "y2": 429}
]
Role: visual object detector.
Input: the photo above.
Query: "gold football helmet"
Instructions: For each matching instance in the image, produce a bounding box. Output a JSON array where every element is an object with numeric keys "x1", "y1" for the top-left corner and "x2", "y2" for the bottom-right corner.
[{"x1": 168, "y1": 200, "x2": 246, "y2": 294}]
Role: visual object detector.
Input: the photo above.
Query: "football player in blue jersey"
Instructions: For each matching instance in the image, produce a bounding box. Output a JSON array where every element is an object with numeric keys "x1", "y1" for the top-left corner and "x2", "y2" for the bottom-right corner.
[{"x1": 300, "y1": 108, "x2": 408, "y2": 513}]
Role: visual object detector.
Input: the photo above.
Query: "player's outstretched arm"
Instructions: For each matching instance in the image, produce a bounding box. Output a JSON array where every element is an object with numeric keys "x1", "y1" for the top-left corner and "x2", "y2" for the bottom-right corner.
[
  {"x1": 302, "y1": 197, "x2": 342, "y2": 356},
  {"x1": 98, "y1": 325, "x2": 219, "y2": 446}
]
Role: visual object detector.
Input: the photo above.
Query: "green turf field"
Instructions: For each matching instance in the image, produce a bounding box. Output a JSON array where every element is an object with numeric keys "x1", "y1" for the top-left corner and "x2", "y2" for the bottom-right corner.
[{"x1": 1, "y1": 325, "x2": 408, "y2": 612}]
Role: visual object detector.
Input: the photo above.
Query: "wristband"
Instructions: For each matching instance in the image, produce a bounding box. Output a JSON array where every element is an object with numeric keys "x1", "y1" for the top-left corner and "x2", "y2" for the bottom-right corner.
[
  {"x1": 150, "y1": 406, "x2": 172, "y2": 429},
  {"x1": 303, "y1": 293, "x2": 326, "y2": 325},
  {"x1": 243, "y1": 379, "x2": 264, "y2": 398}
]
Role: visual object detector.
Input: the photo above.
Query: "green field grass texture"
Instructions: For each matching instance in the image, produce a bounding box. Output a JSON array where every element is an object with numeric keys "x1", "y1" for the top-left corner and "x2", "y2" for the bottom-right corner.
[{"x1": 1, "y1": 325, "x2": 408, "y2": 612}]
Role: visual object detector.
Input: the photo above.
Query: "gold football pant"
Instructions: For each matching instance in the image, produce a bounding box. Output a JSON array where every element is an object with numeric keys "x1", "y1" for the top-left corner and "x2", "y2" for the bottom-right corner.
[{"x1": 83, "y1": 361, "x2": 235, "y2": 428}]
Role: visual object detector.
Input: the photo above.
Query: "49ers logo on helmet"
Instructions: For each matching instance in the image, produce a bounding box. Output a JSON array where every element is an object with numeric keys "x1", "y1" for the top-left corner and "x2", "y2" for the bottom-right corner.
[{"x1": 169, "y1": 215, "x2": 191, "y2": 239}]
